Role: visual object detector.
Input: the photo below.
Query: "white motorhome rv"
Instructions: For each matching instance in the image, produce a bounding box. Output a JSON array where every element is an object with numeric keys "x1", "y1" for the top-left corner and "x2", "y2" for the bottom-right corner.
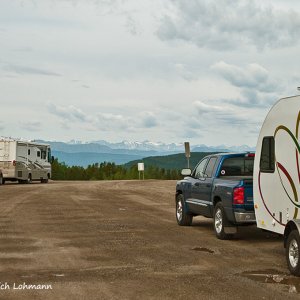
[
  {"x1": 0, "y1": 139, "x2": 52, "y2": 184},
  {"x1": 253, "y1": 95, "x2": 300, "y2": 275}
]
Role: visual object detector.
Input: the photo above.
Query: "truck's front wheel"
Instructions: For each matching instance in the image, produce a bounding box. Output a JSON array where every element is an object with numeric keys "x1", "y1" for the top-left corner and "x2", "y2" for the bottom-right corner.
[
  {"x1": 286, "y1": 230, "x2": 300, "y2": 276},
  {"x1": 213, "y1": 202, "x2": 234, "y2": 240},
  {"x1": 176, "y1": 194, "x2": 193, "y2": 226}
]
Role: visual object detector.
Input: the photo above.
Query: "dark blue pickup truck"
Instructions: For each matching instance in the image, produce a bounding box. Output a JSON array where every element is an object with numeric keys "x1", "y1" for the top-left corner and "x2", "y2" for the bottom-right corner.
[{"x1": 175, "y1": 153, "x2": 255, "y2": 239}]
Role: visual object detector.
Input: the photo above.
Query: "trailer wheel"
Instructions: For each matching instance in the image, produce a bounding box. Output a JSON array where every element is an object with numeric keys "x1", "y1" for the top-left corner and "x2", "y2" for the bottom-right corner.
[
  {"x1": 286, "y1": 230, "x2": 300, "y2": 276},
  {"x1": 213, "y1": 202, "x2": 234, "y2": 240},
  {"x1": 176, "y1": 194, "x2": 193, "y2": 226}
]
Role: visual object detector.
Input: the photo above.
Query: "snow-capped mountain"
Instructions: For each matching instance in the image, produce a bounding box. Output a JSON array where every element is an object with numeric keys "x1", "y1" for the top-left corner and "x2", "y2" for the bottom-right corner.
[
  {"x1": 92, "y1": 140, "x2": 184, "y2": 152},
  {"x1": 91, "y1": 140, "x2": 255, "y2": 153},
  {"x1": 32, "y1": 139, "x2": 255, "y2": 167}
]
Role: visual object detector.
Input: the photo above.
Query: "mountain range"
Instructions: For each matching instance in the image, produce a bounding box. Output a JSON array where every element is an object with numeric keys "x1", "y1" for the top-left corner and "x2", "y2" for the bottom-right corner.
[{"x1": 35, "y1": 139, "x2": 255, "y2": 167}]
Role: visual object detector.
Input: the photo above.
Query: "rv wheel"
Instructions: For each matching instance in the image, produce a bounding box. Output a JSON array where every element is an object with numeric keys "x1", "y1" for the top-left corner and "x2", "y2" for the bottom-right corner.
[
  {"x1": 27, "y1": 174, "x2": 32, "y2": 184},
  {"x1": 176, "y1": 194, "x2": 193, "y2": 226},
  {"x1": 286, "y1": 230, "x2": 300, "y2": 276}
]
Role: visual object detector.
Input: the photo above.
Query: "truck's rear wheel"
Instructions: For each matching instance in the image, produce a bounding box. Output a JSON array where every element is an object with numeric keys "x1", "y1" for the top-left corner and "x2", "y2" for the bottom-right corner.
[
  {"x1": 176, "y1": 194, "x2": 193, "y2": 226},
  {"x1": 213, "y1": 202, "x2": 234, "y2": 240},
  {"x1": 286, "y1": 230, "x2": 300, "y2": 276}
]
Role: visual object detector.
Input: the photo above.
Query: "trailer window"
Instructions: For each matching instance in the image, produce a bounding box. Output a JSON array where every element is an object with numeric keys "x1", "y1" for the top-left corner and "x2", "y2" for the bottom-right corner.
[{"x1": 260, "y1": 137, "x2": 275, "y2": 173}]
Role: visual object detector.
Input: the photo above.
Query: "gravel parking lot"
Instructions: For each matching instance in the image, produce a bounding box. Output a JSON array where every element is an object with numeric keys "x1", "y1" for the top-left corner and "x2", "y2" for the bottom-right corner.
[{"x1": 0, "y1": 180, "x2": 299, "y2": 299}]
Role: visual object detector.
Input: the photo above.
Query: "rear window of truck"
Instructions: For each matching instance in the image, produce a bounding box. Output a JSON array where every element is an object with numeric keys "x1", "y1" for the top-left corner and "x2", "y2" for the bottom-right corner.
[{"x1": 220, "y1": 157, "x2": 254, "y2": 176}]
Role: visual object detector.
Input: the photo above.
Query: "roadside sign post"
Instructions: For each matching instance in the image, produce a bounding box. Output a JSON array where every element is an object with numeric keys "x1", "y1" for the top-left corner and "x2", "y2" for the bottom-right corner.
[
  {"x1": 138, "y1": 163, "x2": 144, "y2": 180},
  {"x1": 184, "y1": 142, "x2": 191, "y2": 168}
]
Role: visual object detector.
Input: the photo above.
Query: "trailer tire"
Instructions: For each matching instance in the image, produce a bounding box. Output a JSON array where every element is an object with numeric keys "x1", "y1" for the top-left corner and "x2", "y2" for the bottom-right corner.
[
  {"x1": 286, "y1": 230, "x2": 300, "y2": 276},
  {"x1": 176, "y1": 194, "x2": 193, "y2": 226},
  {"x1": 213, "y1": 202, "x2": 234, "y2": 240}
]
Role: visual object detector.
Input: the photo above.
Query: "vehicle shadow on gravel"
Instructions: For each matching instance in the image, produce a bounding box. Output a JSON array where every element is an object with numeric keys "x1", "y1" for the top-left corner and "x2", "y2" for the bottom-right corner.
[{"x1": 191, "y1": 218, "x2": 282, "y2": 243}]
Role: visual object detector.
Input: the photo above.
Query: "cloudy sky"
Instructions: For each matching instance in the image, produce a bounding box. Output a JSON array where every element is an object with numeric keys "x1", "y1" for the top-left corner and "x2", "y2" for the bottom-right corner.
[{"x1": 1, "y1": 0, "x2": 300, "y2": 146}]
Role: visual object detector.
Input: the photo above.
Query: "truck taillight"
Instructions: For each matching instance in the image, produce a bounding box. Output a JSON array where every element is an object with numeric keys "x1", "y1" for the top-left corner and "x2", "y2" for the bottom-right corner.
[
  {"x1": 233, "y1": 187, "x2": 244, "y2": 204},
  {"x1": 13, "y1": 160, "x2": 16, "y2": 166},
  {"x1": 245, "y1": 153, "x2": 255, "y2": 157}
]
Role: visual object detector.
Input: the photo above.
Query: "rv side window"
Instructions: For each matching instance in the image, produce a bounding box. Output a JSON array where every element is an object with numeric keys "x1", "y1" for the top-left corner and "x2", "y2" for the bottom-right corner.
[
  {"x1": 260, "y1": 137, "x2": 275, "y2": 173},
  {"x1": 41, "y1": 150, "x2": 46, "y2": 160},
  {"x1": 37, "y1": 151, "x2": 41, "y2": 157}
]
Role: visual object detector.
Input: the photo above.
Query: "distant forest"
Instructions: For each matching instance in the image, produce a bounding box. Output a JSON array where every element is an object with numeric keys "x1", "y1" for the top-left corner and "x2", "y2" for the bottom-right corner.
[
  {"x1": 51, "y1": 152, "x2": 219, "y2": 180},
  {"x1": 51, "y1": 159, "x2": 181, "y2": 180}
]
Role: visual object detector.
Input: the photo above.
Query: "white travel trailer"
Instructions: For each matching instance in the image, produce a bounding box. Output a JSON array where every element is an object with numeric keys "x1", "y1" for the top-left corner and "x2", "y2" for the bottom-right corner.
[
  {"x1": 253, "y1": 95, "x2": 300, "y2": 275},
  {"x1": 0, "y1": 139, "x2": 52, "y2": 184}
]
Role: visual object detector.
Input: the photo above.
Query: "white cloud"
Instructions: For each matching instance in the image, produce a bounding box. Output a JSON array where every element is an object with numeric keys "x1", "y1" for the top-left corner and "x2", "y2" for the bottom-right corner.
[
  {"x1": 194, "y1": 101, "x2": 247, "y2": 125},
  {"x1": 20, "y1": 121, "x2": 42, "y2": 132},
  {"x1": 2, "y1": 63, "x2": 61, "y2": 77},
  {"x1": 139, "y1": 111, "x2": 158, "y2": 128},
  {"x1": 47, "y1": 103, "x2": 90, "y2": 122},
  {"x1": 157, "y1": 0, "x2": 300, "y2": 51},
  {"x1": 211, "y1": 61, "x2": 280, "y2": 107},
  {"x1": 194, "y1": 101, "x2": 223, "y2": 115},
  {"x1": 1, "y1": 0, "x2": 300, "y2": 147}
]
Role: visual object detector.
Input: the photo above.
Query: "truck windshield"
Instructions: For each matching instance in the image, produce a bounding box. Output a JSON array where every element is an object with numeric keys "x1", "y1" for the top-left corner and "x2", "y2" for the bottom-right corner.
[{"x1": 220, "y1": 157, "x2": 254, "y2": 176}]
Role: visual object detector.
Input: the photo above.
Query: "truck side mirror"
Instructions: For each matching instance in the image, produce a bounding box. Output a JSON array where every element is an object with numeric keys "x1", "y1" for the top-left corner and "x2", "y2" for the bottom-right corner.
[{"x1": 181, "y1": 168, "x2": 191, "y2": 176}]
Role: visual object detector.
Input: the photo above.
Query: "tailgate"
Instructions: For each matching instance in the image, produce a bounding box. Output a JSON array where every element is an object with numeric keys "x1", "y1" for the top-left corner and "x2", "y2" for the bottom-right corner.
[{"x1": 243, "y1": 178, "x2": 253, "y2": 202}]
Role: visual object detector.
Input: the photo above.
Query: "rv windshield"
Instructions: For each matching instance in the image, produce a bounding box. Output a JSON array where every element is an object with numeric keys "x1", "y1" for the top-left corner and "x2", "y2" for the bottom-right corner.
[{"x1": 220, "y1": 156, "x2": 254, "y2": 177}]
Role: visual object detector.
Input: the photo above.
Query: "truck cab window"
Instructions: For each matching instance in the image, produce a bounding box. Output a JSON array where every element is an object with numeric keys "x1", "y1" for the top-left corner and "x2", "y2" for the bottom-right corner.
[
  {"x1": 204, "y1": 157, "x2": 217, "y2": 178},
  {"x1": 193, "y1": 158, "x2": 208, "y2": 178},
  {"x1": 260, "y1": 137, "x2": 275, "y2": 173},
  {"x1": 220, "y1": 157, "x2": 254, "y2": 176}
]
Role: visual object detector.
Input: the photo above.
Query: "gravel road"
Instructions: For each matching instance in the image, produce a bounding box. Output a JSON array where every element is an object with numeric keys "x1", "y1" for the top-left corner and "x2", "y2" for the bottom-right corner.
[{"x1": 0, "y1": 180, "x2": 299, "y2": 299}]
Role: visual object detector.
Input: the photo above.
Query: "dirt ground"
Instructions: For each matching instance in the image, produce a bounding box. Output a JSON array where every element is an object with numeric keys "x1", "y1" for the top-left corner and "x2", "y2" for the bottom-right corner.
[{"x1": 0, "y1": 180, "x2": 299, "y2": 299}]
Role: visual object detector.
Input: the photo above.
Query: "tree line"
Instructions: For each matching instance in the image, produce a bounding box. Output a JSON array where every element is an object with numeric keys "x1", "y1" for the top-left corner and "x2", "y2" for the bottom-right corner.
[{"x1": 51, "y1": 158, "x2": 182, "y2": 180}]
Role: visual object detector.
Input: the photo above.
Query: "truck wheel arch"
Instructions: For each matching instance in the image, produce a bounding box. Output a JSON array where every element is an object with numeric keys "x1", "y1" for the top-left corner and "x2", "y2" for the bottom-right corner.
[
  {"x1": 213, "y1": 196, "x2": 221, "y2": 207},
  {"x1": 175, "y1": 190, "x2": 182, "y2": 200}
]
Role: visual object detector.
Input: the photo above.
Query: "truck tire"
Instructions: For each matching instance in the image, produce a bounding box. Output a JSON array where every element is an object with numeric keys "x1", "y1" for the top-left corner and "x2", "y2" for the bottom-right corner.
[
  {"x1": 213, "y1": 202, "x2": 234, "y2": 240},
  {"x1": 176, "y1": 194, "x2": 193, "y2": 226},
  {"x1": 286, "y1": 230, "x2": 300, "y2": 276}
]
